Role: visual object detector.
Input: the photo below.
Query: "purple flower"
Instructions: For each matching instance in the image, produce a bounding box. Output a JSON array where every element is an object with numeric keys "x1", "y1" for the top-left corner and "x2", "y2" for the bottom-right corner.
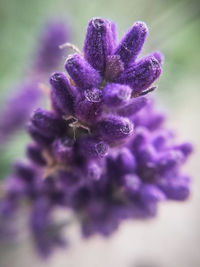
[
  {"x1": 0, "y1": 17, "x2": 193, "y2": 257},
  {"x1": 0, "y1": 81, "x2": 41, "y2": 145},
  {"x1": 33, "y1": 20, "x2": 70, "y2": 74},
  {"x1": 0, "y1": 20, "x2": 70, "y2": 146},
  {"x1": 114, "y1": 21, "x2": 148, "y2": 66},
  {"x1": 83, "y1": 18, "x2": 115, "y2": 74}
]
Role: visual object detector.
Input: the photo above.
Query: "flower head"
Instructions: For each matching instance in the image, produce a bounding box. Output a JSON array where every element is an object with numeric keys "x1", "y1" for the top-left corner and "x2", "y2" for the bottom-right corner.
[{"x1": 0, "y1": 17, "x2": 192, "y2": 256}]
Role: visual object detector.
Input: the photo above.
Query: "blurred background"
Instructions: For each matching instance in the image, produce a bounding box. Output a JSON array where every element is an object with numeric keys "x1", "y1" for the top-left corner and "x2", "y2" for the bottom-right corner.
[{"x1": 0, "y1": 0, "x2": 199, "y2": 266}]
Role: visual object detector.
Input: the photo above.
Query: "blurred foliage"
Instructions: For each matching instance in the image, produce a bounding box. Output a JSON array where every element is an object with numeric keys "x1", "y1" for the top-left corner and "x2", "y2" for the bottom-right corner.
[{"x1": 0, "y1": 0, "x2": 199, "y2": 178}]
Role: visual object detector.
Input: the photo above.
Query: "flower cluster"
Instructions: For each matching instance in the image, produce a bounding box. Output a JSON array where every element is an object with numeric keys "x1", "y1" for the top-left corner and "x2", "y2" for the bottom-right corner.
[{"x1": 0, "y1": 18, "x2": 192, "y2": 257}]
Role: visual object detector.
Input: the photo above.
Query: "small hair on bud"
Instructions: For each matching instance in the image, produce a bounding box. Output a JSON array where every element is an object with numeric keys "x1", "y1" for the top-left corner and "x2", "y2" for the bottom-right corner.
[{"x1": 139, "y1": 86, "x2": 157, "y2": 96}]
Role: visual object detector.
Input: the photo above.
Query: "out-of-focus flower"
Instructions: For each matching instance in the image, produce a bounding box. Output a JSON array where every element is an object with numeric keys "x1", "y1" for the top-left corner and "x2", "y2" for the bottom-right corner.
[
  {"x1": 0, "y1": 20, "x2": 70, "y2": 146},
  {"x1": 0, "y1": 17, "x2": 193, "y2": 257},
  {"x1": 33, "y1": 20, "x2": 70, "y2": 75}
]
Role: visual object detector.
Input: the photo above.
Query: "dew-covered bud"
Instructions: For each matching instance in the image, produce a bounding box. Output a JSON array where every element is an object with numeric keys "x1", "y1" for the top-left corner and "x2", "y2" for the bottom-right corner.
[
  {"x1": 116, "y1": 148, "x2": 136, "y2": 174},
  {"x1": 50, "y1": 72, "x2": 76, "y2": 116},
  {"x1": 52, "y1": 138, "x2": 74, "y2": 163},
  {"x1": 114, "y1": 21, "x2": 148, "y2": 66},
  {"x1": 102, "y1": 83, "x2": 131, "y2": 108},
  {"x1": 116, "y1": 56, "x2": 161, "y2": 95},
  {"x1": 26, "y1": 143, "x2": 46, "y2": 166},
  {"x1": 84, "y1": 18, "x2": 115, "y2": 74},
  {"x1": 74, "y1": 94, "x2": 103, "y2": 124},
  {"x1": 65, "y1": 54, "x2": 101, "y2": 90},
  {"x1": 118, "y1": 96, "x2": 148, "y2": 117},
  {"x1": 95, "y1": 115, "x2": 134, "y2": 143},
  {"x1": 78, "y1": 137, "x2": 109, "y2": 159}
]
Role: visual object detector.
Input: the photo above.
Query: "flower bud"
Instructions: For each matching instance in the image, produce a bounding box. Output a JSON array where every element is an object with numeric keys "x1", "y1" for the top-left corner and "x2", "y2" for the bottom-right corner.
[
  {"x1": 158, "y1": 150, "x2": 184, "y2": 173},
  {"x1": 116, "y1": 148, "x2": 136, "y2": 174},
  {"x1": 116, "y1": 56, "x2": 161, "y2": 95},
  {"x1": 27, "y1": 123, "x2": 54, "y2": 146},
  {"x1": 14, "y1": 161, "x2": 36, "y2": 182},
  {"x1": 118, "y1": 96, "x2": 148, "y2": 117},
  {"x1": 137, "y1": 144, "x2": 158, "y2": 165},
  {"x1": 50, "y1": 72, "x2": 76, "y2": 116},
  {"x1": 174, "y1": 142, "x2": 193, "y2": 158},
  {"x1": 158, "y1": 176, "x2": 190, "y2": 200},
  {"x1": 95, "y1": 115, "x2": 134, "y2": 143},
  {"x1": 114, "y1": 21, "x2": 148, "y2": 65},
  {"x1": 122, "y1": 174, "x2": 141, "y2": 195},
  {"x1": 52, "y1": 138, "x2": 74, "y2": 163},
  {"x1": 140, "y1": 184, "x2": 166, "y2": 202},
  {"x1": 131, "y1": 127, "x2": 150, "y2": 151},
  {"x1": 103, "y1": 83, "x2": 131, "y2": 108},
  {"x1": 84, "y1": 18, "x2": 115, "y2": 74},
  {"x1": 26, "y1": 143, "x2": 46, "y2": 166},
  {"x1": 78, "y1": 137, "x2": 109, "y2": 159},
  {"x1": 86, "y1": 161, "x2": 102, "y2": 181},
  {"x1": 65, "y1": 54, "x2": 101, "y2": 90},
  {"x1": 74, "y1": 94, "x2": 103, "y2": 124},
  {"x1": 152, "y1": 51, "x2": 164, "y2": 65},
  {"x1": 30, "y1": 108, "x2": 66, "y2": 139}
]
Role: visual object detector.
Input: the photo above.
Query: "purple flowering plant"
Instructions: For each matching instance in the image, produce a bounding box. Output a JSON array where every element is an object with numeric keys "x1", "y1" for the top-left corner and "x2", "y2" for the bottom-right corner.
[
  {"x1": 0, "y1": 17, "x2": 192, "y2": 257},
  {"x1": 0, "y1": 20, "x2": 69, "y2": 146}
]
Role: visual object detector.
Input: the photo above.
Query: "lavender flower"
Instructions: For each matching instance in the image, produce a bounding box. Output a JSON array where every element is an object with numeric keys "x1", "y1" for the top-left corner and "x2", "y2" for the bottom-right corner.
[
  {"x1": 0, "y1": 17, "x2": 192, "y2": 256},
  {"x1": 0, "y1": 20, "x2": 70, "y2": 146},
  {"x1": 33, "y1": 20, "x2": 70, "y2": 74},
  {"x1": 0, "y1": 81, "x2": 41, "y2": 145}
]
